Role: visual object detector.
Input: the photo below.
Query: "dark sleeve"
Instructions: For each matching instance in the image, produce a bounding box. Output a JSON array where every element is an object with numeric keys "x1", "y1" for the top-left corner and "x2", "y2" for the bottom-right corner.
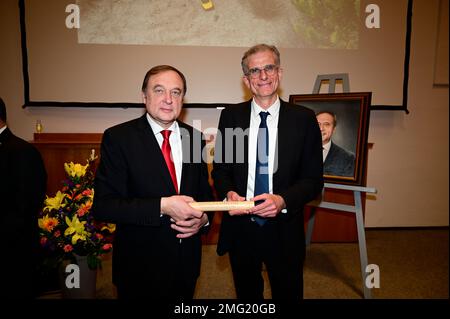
[
  {"x1": 197, "y1": 135, "x2": 215, "y2": 233},
  {"x1": 198, "y1": 134, "x2": 215, "y2": 202},
  {"x1": 2, "y1": 137, "x2": 46, "y2": 297},
  {"x1": 12, "y1": 144, "x2": 47, "y2": 230},
  {"x1": 278, "y1": 112, "x2": 324, "y2": 215},
  {"x1": 211, "y1": 108, "x2": 236, "y2": 200},
  {"x1": 92, "y1": 129, "x2": 162, "y2": 226},
  {"x1": 9, "y1": 143, "x2": 46, "y2": 270}
]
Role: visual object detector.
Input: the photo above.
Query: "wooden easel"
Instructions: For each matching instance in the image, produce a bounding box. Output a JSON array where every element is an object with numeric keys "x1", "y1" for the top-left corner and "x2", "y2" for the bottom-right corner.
[
  {"x1": 307, "y1": 74, "x2": 377, "y2": 299},
  {"x1": 307, "y1": 183, "x2": 377, "y2": 299}
]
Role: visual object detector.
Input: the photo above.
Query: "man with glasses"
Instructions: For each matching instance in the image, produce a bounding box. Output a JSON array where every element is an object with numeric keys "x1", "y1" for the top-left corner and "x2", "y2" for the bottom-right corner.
[
  {"x1": 93, "y1": 65, "x2": 213, "y2": 299},
  {"x1": 212, "y1": 44, "x2": 323, "y2": 299}
]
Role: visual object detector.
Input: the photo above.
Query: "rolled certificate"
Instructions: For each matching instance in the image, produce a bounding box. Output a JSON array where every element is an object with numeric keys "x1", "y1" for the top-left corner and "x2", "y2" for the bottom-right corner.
[{"x1": 189, "y1": 201, "x2": 254, "y2": 211}]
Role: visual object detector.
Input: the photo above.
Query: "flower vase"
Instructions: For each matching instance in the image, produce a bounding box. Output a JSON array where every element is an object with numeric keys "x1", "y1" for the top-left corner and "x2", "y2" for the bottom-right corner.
[{"x1": 59, "y1": 254, "x2": 97, "y2": 299}]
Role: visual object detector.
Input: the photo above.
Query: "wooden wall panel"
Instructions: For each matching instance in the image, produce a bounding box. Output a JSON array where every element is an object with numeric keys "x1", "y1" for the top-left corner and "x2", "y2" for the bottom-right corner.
[
  {"x1": 304, "y1": 189, "x2": 366, "y2": 243},
  {"x1": 32, "y1": 133, "x2": 102, "y2": 195}
]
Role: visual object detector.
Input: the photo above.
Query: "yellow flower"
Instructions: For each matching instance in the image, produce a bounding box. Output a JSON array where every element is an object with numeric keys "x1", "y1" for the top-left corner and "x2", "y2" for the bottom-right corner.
[
  {"x1": 38, "y1": 215, "x2": 59, "y2": 232},
  {"x1": 64, "y1": 215, "x2": 88, "y2": 245},
  {"x1": 44, "y1": 191, "x2": 66, "y2": 212},
  {"x1": 64, "y1": 162, "x2": 89, "y2": 178},
  {"x1": 101, "y1": 223, "x2": 116, "y2": 233}
]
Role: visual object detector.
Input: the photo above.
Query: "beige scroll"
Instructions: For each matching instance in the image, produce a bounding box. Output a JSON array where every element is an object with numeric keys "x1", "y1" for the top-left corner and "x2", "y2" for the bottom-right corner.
[{"x1": 189, "y1": 201, "x2": 254, "y2": 211}]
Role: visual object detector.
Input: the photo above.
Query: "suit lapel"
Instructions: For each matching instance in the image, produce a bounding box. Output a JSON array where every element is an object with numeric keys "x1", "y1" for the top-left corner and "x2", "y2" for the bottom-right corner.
[
  {"x1": 273, "y1": 101, "x2": 290, "y2": 193},
  {"x1": 238, "y1": 101, "x2": 252, "y2": 129},
  {"x1": 238, "y1": 102, "x2": 251, "y2": 182},
  {"x1": 325, "y1": 142, "x2": 336, "y2": 165},
  {"x1": 137, "y1": 114, "x2": 177, "y2": 194},
  {"x1": 0, "y1": 128, "x2": 11, "y2": 147},
  {"x1": 179, "y1": 121, "x2": 194, "y2": 195}
]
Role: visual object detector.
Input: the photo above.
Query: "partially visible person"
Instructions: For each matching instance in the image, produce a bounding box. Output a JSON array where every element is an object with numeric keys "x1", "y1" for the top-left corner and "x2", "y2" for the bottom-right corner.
[
  {"x1": 92, "y1": 65, "x2": 213, "y2": 299},
  {"x1": 212, "y1": 44, "x2": 323, "y2": 299},
  {"x1": 0, "y1": 97, "x2": 47, "y2": 299},
  {"x1": 316, "y1": 111, "x2": 355, "y2": 177}
]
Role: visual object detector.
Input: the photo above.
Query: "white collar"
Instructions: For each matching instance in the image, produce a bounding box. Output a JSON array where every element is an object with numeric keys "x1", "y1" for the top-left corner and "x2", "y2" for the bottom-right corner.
[
  {"x1": 146, "y1": 113, "x2": 178, "y2": 136},
  {"x1": 251, "y1": 97, "x2": 280, "y2": 119}
]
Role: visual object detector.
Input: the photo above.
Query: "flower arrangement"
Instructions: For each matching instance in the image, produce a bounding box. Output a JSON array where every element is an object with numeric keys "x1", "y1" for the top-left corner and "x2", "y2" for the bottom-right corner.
[{"x1": 38, "y1": 151, "x2": 115, "y2": 270}]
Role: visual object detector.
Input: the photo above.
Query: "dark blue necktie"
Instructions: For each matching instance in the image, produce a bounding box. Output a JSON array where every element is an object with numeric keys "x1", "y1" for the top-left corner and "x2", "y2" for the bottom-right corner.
[{"x1": 253, "y1": 111, "x2": 270, "y2": 226}]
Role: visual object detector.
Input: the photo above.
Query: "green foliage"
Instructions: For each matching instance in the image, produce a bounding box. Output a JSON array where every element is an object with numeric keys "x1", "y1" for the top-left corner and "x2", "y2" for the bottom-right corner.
[{"x1": 292, "y1": 0, "x2": 360, "y2": 49}]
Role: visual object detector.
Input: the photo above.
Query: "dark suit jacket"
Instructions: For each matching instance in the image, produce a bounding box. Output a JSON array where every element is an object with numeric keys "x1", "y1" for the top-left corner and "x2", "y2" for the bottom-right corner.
[
  {"x1": 92, "y1": 115, "x2": 212, "y2": 292},
  {"x1": 0, "y1": 128, "x2": 47, "y2": 298},
  {"x1": 212, "y1": 100, "x2": 323, "y2": 262},
  {"x1": 324, "y1": 142, "x2": 355, "y2": 177}
]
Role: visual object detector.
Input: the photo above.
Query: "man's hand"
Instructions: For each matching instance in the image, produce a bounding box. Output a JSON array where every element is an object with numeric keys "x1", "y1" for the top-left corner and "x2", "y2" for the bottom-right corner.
[
  {"x1": 160, "y1": 195, "x2": 203, "y2": 222},
  {"x1": 171, "y1": 213, "x2": 209, "y2": 239},
  {"x1": 226, "y1": 191, "x2": 248, "y2": 216},
  {"x1": 249, "y1": 193, "x2": 285, "y2": 218}
]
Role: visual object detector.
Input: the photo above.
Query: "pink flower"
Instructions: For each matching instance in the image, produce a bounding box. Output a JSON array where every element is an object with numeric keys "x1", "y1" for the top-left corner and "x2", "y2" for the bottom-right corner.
[
  {"x1": 102, "y1": 244, "x2": 112, "y2": 251},
  {"x1": 54, "y1": 230, "x2": 61, "y2": 238},
  {"x1": 77, "y1": 201, "x2": 92, "y2": 217},
  {"x1": 82, "y1": 189, "x2": 93, "y2": 196},
  {"x1": 40, "y1": 237, "x2": 48, "y2": 246},
  {"x1": 63, "y1": 244, "x2": 73, "y2": 252}
]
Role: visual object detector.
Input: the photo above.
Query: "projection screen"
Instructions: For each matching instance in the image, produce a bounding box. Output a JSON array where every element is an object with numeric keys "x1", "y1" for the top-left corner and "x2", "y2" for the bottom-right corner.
[{"x1": 20, "y1": 0, "x2": 412, "y2": 111}]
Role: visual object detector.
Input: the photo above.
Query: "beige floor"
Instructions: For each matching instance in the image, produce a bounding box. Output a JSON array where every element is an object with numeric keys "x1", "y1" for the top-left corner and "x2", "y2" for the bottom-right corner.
[{"x1": 40, "y1": 228, "x2": 449, "y2": 299}]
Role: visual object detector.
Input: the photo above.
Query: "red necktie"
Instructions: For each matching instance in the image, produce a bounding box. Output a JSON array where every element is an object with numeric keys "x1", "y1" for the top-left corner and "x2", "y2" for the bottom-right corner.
[{"x1": 161, "y1": 130, "x2": 178, "y2": 193}]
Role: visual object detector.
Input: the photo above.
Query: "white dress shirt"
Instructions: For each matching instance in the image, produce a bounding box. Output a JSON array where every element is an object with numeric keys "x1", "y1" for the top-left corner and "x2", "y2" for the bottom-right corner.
[
  {"x1": 322, "y1": 140, "x2": 331, "y2": 162},
  {"x1": 245, "y1": 98, "x2": 280, "y2": 200}
]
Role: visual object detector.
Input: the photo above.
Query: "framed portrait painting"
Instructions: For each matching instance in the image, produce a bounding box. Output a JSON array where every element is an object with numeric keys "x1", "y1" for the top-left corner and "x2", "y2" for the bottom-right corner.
[{"x1": 289, "y1": 92, "x2": 371, "y2": 186}]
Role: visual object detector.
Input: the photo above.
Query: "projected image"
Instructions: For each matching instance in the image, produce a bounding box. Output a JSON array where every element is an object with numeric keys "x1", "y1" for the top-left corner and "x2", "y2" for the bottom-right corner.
[{"x1": 77, "y1": 0, "x2": 360, "y2": 49}]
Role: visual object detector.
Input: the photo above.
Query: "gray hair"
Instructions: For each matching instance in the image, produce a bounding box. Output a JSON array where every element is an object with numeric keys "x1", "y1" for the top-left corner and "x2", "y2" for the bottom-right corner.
[{"x1": 241, "y1": 44, "x2": 280, "y2": 75}]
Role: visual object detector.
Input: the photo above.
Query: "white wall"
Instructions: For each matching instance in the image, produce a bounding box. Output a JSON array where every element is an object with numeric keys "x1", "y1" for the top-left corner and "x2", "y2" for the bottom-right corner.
[{"x1": 1, "y1": 0, "x2": 448, "y2": 227}]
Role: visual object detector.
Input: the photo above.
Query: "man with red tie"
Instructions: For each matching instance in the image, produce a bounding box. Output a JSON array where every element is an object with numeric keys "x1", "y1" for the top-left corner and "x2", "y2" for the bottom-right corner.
[{"x1": 93, "y1": 65, "x2": 212, "y2": 299}]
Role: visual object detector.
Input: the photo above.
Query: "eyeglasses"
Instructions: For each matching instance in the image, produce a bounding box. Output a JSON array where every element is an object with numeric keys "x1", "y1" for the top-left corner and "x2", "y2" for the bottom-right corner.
[{"x1": 246, "y1": 64, "x2": 279, "y2": 78}]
